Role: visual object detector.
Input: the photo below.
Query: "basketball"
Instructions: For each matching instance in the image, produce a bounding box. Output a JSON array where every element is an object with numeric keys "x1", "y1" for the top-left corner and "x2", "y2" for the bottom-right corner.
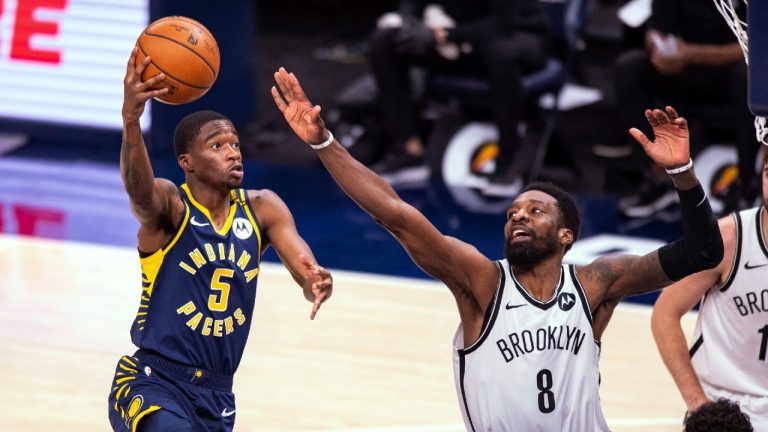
[{"x1": 135, "y1": 16, "x2": 220, "y2": 105}]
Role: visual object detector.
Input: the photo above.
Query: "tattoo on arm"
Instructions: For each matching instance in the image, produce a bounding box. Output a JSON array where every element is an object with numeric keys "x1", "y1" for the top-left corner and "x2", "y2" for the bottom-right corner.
[
  {"x1": 120, "y1": 143, "x2": 139, "y2": 192},
  {"x1": 588, "y1": 253, "x2": 672, "y2": 303},
  {"x1": 582, "y1": 260, "x2": 616, "y2": 286}
]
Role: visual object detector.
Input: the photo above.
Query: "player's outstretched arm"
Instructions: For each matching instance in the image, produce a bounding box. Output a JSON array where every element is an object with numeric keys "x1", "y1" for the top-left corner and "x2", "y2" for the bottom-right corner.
[
  {"x1": 271, "y1": 67, "x2": 497, "y2": 316},
  {"x1": 651, "y1": 216, "x2": 734, "y2": 413},
  {"x1": 581, "y1": 107, "x2": 723, "y2": 304},
  {"x1": 121, "y1": 48, "x2": 182, "y2": 251},
  {"x1": 121, "y1": 47, "x2": 172, "y2": 222},
  {"x1": 250, "y1": 189, "x2": 332, "y2": 320}
]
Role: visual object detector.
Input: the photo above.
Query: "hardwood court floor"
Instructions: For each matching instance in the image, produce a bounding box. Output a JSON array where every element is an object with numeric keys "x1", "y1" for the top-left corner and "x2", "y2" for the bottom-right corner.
[{"x1": 0, "y1": 234, "x2": 695, "y2": 431}]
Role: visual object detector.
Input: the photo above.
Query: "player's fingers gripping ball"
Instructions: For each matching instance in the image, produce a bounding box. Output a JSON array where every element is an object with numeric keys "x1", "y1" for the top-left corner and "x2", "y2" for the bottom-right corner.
[{"x1": 135, "y1": 16, "x2": 220, "y2": 105}]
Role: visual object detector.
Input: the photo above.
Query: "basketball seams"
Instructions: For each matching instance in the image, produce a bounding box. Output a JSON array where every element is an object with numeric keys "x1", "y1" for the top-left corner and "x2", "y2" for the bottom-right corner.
[
  {"x1": 141, "y1": 30, "x2": 218, "y2": 79},
  {"x1": 156, "y1": 15, "x2": 221, "y2": 54},
  {"x1": 136, "y1": 16, "x2": 220, "y2": 104},
  {"x1": 142, "y1": 22, "x2": 220, "y2": 63},
  {"x1": 143, "y1": 16, "x2": 219, "y2": 73},
  {"x1": 136, "y1": 40, "x2": 211, "y2": 90}
]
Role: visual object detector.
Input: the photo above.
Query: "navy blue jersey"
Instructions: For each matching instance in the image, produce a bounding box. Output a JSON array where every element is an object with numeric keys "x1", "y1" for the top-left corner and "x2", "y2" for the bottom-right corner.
[{"x1": 131, "y1": 184, "x2": 263, "y2": 375}]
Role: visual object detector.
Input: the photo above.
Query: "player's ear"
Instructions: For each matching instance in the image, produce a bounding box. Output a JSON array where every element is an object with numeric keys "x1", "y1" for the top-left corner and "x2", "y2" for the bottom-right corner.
[
  {"x1": 559, "y1": 228, "x2": 573, "y2": 249},
  {"x1": 178, "y1": 154, "x2": 193, "y2": 172}
]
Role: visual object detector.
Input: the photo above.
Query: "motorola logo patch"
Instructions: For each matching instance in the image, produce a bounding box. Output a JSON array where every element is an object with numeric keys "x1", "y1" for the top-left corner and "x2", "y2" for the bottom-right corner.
[
  {"x1": 558, "y1": 292, "x2": 576, "y2": 312},
  {"x1": 233, "y1": 218, "x2": 253, "y2": 240}
]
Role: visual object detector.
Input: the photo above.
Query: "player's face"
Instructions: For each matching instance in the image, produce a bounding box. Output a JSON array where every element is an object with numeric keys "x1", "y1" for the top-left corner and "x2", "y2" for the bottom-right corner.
[
  {"x1": 188, "y1": 120, "x2": 243, "y2": 189},
  {"x1": 504, "y1": 190, "x2": 563, "y2": 267}
]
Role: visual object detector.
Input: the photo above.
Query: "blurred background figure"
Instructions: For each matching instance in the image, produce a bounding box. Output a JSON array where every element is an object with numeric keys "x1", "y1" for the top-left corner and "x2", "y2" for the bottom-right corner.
[
  {"x1": 366, "y1": 0, "x2": 553, "y2": 191},
  {"x1": 593, "y1": 0, "x2": 755, "y2": 219}
]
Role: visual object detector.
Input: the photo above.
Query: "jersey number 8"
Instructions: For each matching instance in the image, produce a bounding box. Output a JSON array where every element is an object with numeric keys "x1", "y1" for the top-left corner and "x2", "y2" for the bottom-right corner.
[{"x1": 537, "y1": 369, "x2": 556, "y2": 414}]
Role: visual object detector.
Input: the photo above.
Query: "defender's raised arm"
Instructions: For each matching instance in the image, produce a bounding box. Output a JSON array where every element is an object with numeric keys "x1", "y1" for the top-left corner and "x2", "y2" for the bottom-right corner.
[
  {"x1": 580, "y1": 107, "x2": 724, "y2": 318},
  {"x1": 272, "y1": 67, "x2": 498, "y2": 340}
]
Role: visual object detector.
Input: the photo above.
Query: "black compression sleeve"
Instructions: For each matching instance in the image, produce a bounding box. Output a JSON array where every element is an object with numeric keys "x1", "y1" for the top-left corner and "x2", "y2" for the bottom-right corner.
[{"x1": 657, "y1": 183, "x2": 724, "y2": 281}]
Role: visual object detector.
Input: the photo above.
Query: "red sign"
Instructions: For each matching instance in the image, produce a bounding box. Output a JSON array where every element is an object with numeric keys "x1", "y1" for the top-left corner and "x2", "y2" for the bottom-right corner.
[{"x1": 1, "y1": 0, "x2": 68, "y2": 64}]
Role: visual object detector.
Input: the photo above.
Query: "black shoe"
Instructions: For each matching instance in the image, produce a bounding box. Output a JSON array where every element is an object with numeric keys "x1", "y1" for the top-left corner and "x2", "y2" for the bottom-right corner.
[
  {"x1": 619, "y1": 182, "x2": 679, "y2": 218},
  {"x1": 373, "y1": 153, "x2": 429, "y2": 185}
]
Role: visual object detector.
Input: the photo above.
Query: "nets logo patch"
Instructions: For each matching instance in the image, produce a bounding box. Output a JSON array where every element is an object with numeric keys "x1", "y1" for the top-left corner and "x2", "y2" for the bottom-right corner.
[
  {"x1": 233, "y1": 218, "x2": 253, "y2": 240},
  {"x1": 557, "y1": 292, "x2": 576, "y2": 312}
]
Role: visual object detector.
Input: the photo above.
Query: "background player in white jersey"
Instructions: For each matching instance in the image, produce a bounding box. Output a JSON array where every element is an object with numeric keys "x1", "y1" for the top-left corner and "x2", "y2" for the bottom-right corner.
[
  {"x1": 272, "y1": 68, "x2": 723, "y2": 430},
  {"x1": 652, "y1": 151, "x2": 768, "y2": 429}
]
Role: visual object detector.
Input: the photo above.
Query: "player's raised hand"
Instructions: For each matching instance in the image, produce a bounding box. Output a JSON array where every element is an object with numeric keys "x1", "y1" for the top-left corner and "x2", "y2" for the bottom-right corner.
[
  {"x1": 629, "y1": 106, "x2": 691, "y2": 171},
  {"x1": 122, "y1": 47, "x2": 168, "y2": 123},
  {"x1": 272, "y1": 67, "x2": 330, "y2": 148},
  {"x1": 299, "y1": 254, "x2": 333, "y2": 320}
]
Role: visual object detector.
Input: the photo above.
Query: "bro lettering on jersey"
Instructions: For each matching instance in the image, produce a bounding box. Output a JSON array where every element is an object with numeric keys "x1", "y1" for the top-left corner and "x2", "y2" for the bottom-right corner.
[{"x1": 732, "y1": 289, "x2": 768, "y2": 316}]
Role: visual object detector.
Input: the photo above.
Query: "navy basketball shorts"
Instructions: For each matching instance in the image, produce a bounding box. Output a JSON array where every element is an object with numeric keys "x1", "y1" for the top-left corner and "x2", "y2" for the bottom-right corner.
[{"x1": 107, "y1": 349, "x2": 236, "y2": 432}]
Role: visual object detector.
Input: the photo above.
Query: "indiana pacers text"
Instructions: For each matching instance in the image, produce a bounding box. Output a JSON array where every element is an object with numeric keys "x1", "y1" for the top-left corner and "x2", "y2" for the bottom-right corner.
[{"x1": 175, "y1": 242, "x2": 259, "y2": 337}]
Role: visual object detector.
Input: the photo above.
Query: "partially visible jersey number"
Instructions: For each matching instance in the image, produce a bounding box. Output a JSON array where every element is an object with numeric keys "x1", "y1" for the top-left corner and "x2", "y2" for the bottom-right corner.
[
  {"x1": 209, "y1": 268, "x2": 234, "y2": 312},
  {"x1": 537, "y1": 369, "x2": 556, "y2": 413},
  {"x1": 759, "y1": 324, "x2": 768, "y2": 361}
]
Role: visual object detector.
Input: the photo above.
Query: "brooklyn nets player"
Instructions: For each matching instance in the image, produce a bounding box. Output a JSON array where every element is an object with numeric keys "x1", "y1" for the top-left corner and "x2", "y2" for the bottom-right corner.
[
  {"x1": 653, "y1": 151, "x2": 768, "y2": 430},
  {"x1": 273, "y1": 68, "x2": 723, "y2": 431}
]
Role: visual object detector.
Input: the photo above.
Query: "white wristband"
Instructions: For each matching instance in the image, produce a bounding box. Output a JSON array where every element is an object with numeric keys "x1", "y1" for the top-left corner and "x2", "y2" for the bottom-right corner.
[
  {"x1": 665, "y1": 158, "x2": 693, "y2": 175},
  {"x1": 310, "y1": 131, "x2": 334, "y2": 150}
]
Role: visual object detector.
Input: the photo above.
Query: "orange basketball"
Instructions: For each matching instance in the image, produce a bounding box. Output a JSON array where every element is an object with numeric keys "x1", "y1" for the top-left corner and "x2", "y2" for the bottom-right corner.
[{"x1": 135, "y1": 16, "x2": 220, "y2": 105}]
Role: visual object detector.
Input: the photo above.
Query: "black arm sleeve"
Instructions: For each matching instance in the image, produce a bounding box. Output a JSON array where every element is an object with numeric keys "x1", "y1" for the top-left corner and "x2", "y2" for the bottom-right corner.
[{"x1": 657, "y1": 183, "x2": 724, "y2": 281}]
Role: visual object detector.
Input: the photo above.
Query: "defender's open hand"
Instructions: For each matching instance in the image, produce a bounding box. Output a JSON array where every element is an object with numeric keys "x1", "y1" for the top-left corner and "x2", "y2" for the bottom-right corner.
[
  {"x1": 272, "y1": 67, "x2": 330, "y2": 147},
  {"x1": 629, "y1": 106, "x2": 690, "y2": 171}
]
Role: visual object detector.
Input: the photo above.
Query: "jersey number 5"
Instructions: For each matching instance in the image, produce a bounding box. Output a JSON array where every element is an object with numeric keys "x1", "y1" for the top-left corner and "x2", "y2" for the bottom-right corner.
[
  {"x1": 537, "y1": 369, "x2": 556, "y2": 413},
  {"x1": 209, "y1": 268, "x2": 234, "y2": 312}
]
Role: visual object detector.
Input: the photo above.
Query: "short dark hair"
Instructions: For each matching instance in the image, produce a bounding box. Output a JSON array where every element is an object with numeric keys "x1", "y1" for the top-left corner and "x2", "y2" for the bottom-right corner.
[
  {"x1": 517, "y1": 181, "x2": 580, "y2": 252},
  {"x1": 173, "y1": 110, "x2": 232, "y2": 157},
  {"x1": 685, "y1": 399, "x2": 753, "y2": 432}
]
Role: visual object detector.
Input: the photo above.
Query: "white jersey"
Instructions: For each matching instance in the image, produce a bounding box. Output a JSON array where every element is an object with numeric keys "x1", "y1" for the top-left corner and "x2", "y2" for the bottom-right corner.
[
  {"x1": 691, "y1": 206, "x2": 768, "y2": 399},
  {"x1": 452, "y1": 260, "x2": 609, "y2": 432}
]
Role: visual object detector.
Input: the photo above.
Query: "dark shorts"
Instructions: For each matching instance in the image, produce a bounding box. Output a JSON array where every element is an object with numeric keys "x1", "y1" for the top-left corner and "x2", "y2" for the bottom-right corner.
[{"x1": 107, "y1": 350, "x2": 236, "y2": 432}]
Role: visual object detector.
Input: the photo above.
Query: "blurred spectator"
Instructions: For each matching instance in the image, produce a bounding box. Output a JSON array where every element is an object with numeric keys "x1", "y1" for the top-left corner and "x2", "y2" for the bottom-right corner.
[
  {"x1": 594, "y1": 0, "x2": 755, "y2": 218},
  {"x1": 368, "y1": 0, "x2": 552, "y2": 190}
]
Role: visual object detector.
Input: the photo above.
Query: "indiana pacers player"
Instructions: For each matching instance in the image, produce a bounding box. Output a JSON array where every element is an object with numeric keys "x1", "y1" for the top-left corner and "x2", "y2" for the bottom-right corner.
[
  {"x1": 107, "y1": 49, "x2": 333, "y2": 432},
  {"x1": 273, "y1": 68, "x2": 723, "y2": 431}
]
